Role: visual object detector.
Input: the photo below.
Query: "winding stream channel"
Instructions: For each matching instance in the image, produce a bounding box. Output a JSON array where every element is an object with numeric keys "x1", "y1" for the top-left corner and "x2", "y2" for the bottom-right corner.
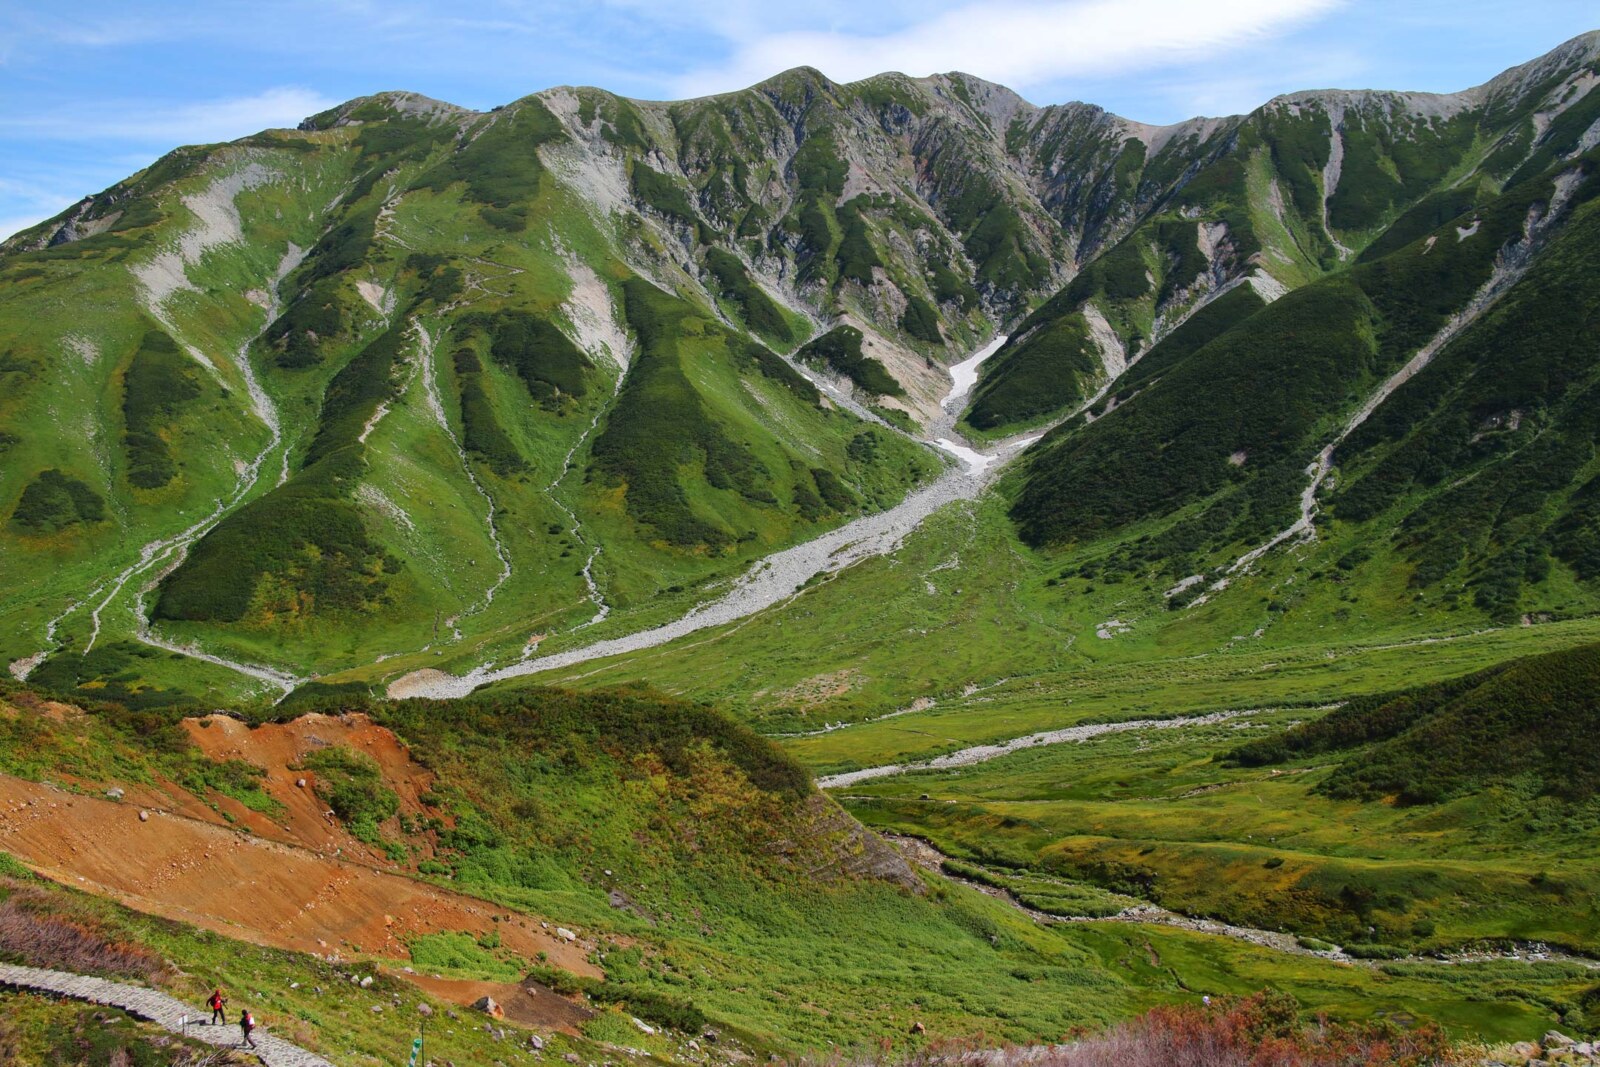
[
  {"x1": 387, "y1": 333, "x2": 1023, "y2": 698},
  {"x1": 883, "y1": 833, "x2": 1600, "y2": 970},
  {"x1": 816, "y1": 709, "x2": 1260, "y2": 789}
]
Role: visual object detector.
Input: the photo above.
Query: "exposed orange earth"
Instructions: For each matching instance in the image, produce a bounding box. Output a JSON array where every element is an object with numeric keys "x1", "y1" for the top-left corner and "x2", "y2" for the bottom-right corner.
[
  {"x1": 178, "y1": 712, "x2": 438, "y2": 860},
  {"x1": 0, "y1": 711, "x2": 603, "y2": 1028}
]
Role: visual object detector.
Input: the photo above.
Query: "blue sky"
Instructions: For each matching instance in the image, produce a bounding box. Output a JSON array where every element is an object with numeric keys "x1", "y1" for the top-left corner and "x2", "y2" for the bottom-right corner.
[{"x1": 2, "y1": 1, "x2": 1596, "y2": 240}]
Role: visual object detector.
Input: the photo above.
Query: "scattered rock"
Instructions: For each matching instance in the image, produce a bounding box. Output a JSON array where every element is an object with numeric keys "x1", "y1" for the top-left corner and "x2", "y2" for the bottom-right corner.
[
  {"x1": 359, "y1": 975, "x2": 374, "y2": 988},
  {"x1": 105, "y1": 788, "x2": 124, "y2": 801},
  {"x1": 556, "y1": 927, "x2": 578, "y2": 942},
  {"x1": 296, "y1": 777, "x2": 307, "y2": 788},
  {"x1": 473, "y1": 995, "x2": 504, "y2": 1019},
  {"x1": 528, "y1": 1034, "x2": 546, "y2": 1051},
  {"x1": 565, "y1": 1054, "x2": 581, "y2": 1064},
  {"x1": 909, "y1": 1020, "x2": 926, "y2": 1035},
  {"x1": 1544, "y1": 1032, "x2": 1575, "y2": 1049},
  {"x1": 137, "y1": 810, "x2": 149, "y2": 822}
]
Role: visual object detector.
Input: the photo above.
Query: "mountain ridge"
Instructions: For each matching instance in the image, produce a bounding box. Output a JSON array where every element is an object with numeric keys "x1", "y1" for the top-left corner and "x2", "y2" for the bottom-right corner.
[{"x1": 1, "y1": 28, "x2": 1598, "y2": 699}]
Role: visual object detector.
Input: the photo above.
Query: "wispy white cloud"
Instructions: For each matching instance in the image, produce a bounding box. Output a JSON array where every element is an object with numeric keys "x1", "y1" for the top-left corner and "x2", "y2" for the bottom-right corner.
[
  {"x1": 0, "y1": 177, "x2": 82, "y2": 242},
  {"x1": 1115, "y1": 42, "x2": 1373, "y2": 119},
  {"x1": 671, "y1": 0, "x2": 1346, "y2": 97},
  {"x1": 0, "y1": 86, "x2": 338, "y2": 144}
]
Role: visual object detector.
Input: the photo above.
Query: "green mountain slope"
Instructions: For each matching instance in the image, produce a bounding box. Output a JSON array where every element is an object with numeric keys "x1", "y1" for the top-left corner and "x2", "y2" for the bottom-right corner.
[
  {"x1": 965, "y1": 30, "x2": 1600, "y2": 436},
  {"x1": 4, "y1": 33, "x2": 1598, "y2": 695}
]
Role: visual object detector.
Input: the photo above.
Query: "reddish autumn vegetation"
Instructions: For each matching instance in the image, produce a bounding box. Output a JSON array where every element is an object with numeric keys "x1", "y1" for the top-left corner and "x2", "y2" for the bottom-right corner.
[
  {"x1": 0, "y1": 885, "x2": 166, "y2": 981},
  {"x1": 822, "y1": 993, "x2": 1457, "y2": 1067}
]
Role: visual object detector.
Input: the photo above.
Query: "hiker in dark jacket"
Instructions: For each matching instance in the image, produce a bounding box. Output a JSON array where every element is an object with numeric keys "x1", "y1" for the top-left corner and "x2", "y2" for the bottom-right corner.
[
  {"x1": 208, "y1": 988, "x2": 227, "y2": 1025},
  {"x1": 240, "y1": 1008, "x2": 257, "y2": 1049}
]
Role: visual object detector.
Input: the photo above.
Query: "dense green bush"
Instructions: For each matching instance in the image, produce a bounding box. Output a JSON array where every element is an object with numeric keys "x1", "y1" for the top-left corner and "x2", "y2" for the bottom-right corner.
[
  {"x1": 450, "y1": 346, "x2": 525, "y2": 474},
  {"x1": 121, "y1": 329, "x2": 200, "y2": 489},
  {"x1": 704, "y1": 248, "x2": 792, "y2": 343},
  {"x1": 900, "y1": 294, "x2": 943, "y2": 344},
  {"x1": 929, "y1": 261, "x2": 979, "y2": 310},
  {"x1": 480, "y1": 310, "x2": 591, "y2": 411},
  {"x1": 795, "y1": 326, "x2": 904, "y2": 397},
  {"x1": 267, "y1": 277, "x2": 347, "y2": 369},
  {"x1": 1012, "y1": 278, "x2": 1373, "y2": 546},
  {"x1": 965, "y1": 314, "x2": 1096, "y2": 432},
  {"x1": 632, "y1": 164, "x2": 697, "y2": 224},
  {"x1": 301, "y1": 746, "x2": 400, "y2": 843},
  {"x1": 1227, "y1": 643, "x2": 1600, "y2": 805},
  {"x1": 834, "y1": 199, "x2": 882, "y2": 285},
  {"x1": 26, "y1": 641, "x2": 198, "y2": 712},
  {"x1": 588, "y1": 278, "x2": 773, "y2": 548},
  {"x1": 733, "y1": 340, "x2": 818, "y2": 403},
  {"x1": 388, "y1": 684, "x2": 812, "y2": 802},
  {"x1": 10, "y1": 469, "x2": 106, "y2": 534}
]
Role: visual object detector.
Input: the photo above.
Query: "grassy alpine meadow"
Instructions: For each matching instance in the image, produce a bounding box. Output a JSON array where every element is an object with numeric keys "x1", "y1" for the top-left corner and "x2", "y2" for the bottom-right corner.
[
  {"x1": 510, "y1": 486, "x2": 1600, "y2": 754},
  {"x1": 838, "y1": 701, "x2": 1599, "y2": 951}
]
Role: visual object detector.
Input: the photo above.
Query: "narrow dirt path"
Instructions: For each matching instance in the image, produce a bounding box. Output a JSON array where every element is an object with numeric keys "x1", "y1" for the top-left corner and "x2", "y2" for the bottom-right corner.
[{"x1": 0, "y1": 962, "x2": 334, "y2": 1067}]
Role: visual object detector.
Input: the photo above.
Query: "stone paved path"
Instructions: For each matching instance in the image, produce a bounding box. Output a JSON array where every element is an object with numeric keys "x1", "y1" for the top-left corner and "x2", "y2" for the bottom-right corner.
[{"x1": 0, "y1": 962, "x2": 336, "y2": 1066}]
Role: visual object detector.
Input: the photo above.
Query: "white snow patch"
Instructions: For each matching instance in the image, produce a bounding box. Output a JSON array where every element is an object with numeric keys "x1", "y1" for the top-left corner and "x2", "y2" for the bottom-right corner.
[
  {"x1": 941, "y1": 334, "x2": 1007, "y2": 410},
  {"x1": 934, "y1": 438, "x2": 995, "y2": 472},
  {"x1": 1456, "y1": 219, "x2": 1481, "y2": 241}
]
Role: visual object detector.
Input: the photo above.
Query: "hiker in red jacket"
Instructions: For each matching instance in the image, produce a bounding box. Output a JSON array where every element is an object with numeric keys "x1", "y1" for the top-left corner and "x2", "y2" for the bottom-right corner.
[
  {"x1": 207, "y1": 989, "x2": 227, "y2": 1025},
  {"x1": 239, "y1": 1008, "x2": 258, "y2": 1049}
]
